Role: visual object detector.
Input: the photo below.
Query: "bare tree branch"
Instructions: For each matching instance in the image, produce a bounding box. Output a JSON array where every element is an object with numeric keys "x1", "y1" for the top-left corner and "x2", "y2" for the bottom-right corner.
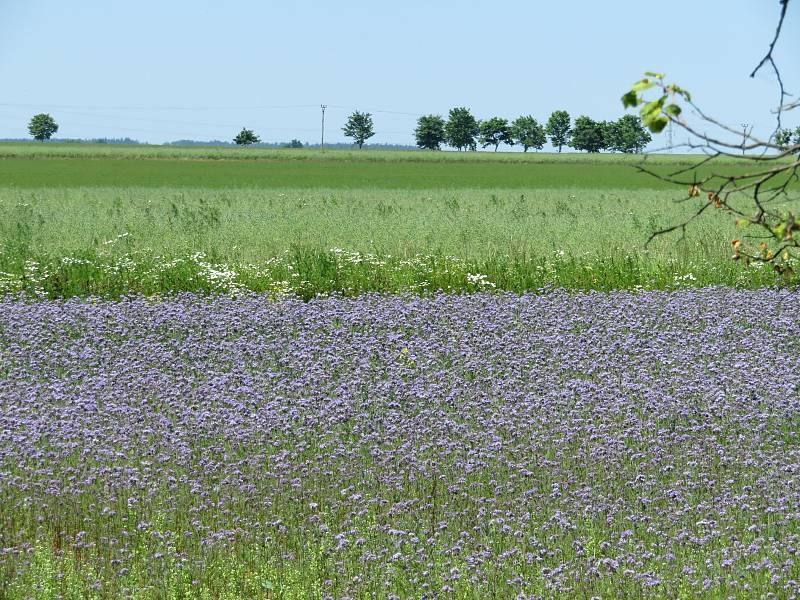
[
  {"x1": 627, "y1": 0, "x2": 799, "y2": 274},
  {"x1": 750, "y1": 0, "x2": 791, "y2": 132}
]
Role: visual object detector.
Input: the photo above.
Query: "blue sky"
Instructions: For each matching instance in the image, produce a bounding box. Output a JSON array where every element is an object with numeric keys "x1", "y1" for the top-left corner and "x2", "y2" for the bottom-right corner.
[{"x1": 0, "y1": 0, "x2": 797, "y2": 148}]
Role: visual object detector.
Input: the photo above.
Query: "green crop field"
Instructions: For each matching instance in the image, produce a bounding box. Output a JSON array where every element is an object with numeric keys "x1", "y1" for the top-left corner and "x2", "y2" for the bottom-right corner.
[
  {"x1": 0, "y1": 143, "x2": 795, "y2": 298},
  {"x1": 0, "y1": 142, "x2": 771, "y2": 190},
  {"x1": 0, "y1": 142, "x2": 749, "y2": 163},
  {"x1": 0, "y1": 156, "x2": 675, "y2": 189}
]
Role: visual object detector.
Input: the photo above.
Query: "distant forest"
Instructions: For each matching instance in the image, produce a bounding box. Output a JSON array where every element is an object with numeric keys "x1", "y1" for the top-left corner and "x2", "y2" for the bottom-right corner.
[
  {"x1": 165, "y1": 140, "x2": 418, "y2": 151},
  {"x1": 0, "y1": 137, "x2": 142, "y2": 145},
  {"x1": 0, "y1": 137, "x2": 418, "y2": 151}
]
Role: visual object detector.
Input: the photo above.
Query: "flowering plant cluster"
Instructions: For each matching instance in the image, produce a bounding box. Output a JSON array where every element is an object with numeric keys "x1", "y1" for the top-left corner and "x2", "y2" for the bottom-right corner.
[
  {"x1": 0, "y1": 246, "x2": 787, "y2": 300},
  {"x1": 1, "y1": 289, "x2": 800, "y2": 597}
]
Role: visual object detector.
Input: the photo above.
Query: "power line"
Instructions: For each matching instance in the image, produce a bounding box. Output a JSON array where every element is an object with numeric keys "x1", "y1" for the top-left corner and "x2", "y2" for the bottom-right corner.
[
  {"x1": 0, "y1": 101, "x2": 427, "y2": 119},
  {"x1": 11, "y1": 108, "x2": 253, "y2": 129},
  {"x1": 0, "y1": 116, "x2": 414, "y2": 145},
  {"x1": 0, "y1": 110, "x2": 410, "y2": 135},
  {"x1": 0, "y1": 101, "x2": 321, "y2": 112},
  {"x1": 326, "y1": 104, "x2": 423, "y2": 117},
  {"x1": 0, "y1": 101, "x2": 422, "y2": 142}
]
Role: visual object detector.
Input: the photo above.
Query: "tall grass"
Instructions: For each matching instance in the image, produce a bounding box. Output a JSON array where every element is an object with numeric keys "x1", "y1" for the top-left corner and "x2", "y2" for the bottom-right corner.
[
  {"x1": 0, "y1": 187, "x2": 766, "y2": 259},
  {"x1": 0, "y1": 188, "x2": 794, "y2": 298}
]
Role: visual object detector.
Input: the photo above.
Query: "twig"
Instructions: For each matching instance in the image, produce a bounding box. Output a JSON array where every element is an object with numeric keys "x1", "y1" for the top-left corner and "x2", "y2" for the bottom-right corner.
[{"x1": 750, "y1": 0, "x2": 791, "y2": 132}]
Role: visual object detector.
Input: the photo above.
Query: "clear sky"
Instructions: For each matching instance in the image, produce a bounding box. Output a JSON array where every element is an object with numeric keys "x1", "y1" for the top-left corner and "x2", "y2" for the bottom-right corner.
[{"x1": 0, "y1": 0, "x2": 797, "y2": 148}]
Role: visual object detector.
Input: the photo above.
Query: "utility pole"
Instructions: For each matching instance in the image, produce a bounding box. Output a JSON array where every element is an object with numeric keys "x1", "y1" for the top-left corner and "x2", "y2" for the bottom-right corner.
[
  {"x1": 741, "y1": 123, "x2": 749, "y2": 155},
  {"x1": 320, "y1": 105, "x2": 327, "y2": 151},
  {"x1": 667, "y1": 119, "x2": 674, "y2": 153}
]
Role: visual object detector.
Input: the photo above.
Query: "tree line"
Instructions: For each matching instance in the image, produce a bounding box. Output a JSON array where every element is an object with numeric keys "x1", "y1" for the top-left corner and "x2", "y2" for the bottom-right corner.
[
  {"x1": 233, "y1": 109, "x2": 654, "y2": 153},
  {"x1": 166, "y1": 110, "x2": 653, "y2": 153},
  {"x1": 26, "y1": 110, "x2": 798, "y2": 154},
  {"x1": 414, "y1": 109, "x2": 654, "y2": 153},
  {"x1": 339, "y1": 108, "x2": 653, "y2": 153}
]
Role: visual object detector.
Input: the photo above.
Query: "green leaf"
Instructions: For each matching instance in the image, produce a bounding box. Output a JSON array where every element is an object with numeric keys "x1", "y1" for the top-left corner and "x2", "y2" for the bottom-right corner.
[
  {"x1": 641, "y1": 97, "x2": 665, "y2": 117},
  {"x1": 621, "y1": 91, "x2": 639, "y2": 108},
  {"x1": 644, "y1": 71, "x2": 666, "y2": 79},
  {"x1": 665, "y1": 104, "x2": 682, "y2": 117},
  {"x1": 647, "y1": 116, "x2": 669, "y2": 133},
  {"x1": 666, "y1": 84, "x2": 692, "y2": 102},
  {"x1": 632, "y1": 79, "x2": 656, "y2": 93}
]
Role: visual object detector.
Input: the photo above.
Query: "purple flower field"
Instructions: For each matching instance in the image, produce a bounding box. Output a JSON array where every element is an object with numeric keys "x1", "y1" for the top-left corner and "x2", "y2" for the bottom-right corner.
[{"x1": 2, "y1": 289, "x2": 800, "y2": 598}]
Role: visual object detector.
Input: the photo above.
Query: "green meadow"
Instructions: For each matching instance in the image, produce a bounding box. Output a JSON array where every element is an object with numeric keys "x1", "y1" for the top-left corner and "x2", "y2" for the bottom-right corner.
[
  {"x1": 0, "y1": 142, "x2": 767, "y2": 189},
  {"x1": 0, "y1": 143, "x2": 795, "y2": 298}
]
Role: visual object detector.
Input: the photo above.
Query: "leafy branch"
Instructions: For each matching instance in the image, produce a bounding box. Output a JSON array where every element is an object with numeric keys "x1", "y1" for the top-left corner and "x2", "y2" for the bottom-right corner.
[{"x1": 621, "y1": 0, "x2": 800, "y2": 276}]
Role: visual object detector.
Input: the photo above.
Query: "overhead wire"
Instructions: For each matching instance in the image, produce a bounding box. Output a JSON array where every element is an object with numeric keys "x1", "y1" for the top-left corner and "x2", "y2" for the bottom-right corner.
[
  {"x1": 0, "y1": 101, "x2": 322, "y2": 111},
  {"x1": 0, "y1": 101, "x2": 420, "y2": 142}
]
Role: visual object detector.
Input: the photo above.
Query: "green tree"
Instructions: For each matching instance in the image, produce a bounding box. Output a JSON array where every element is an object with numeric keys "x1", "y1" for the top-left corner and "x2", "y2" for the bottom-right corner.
[
  {"x1": 28, "y1": 113, "x2": 58, "y2": 141},
  {"x1": 570, "y1": 116, "x2": 606, "y2": 153},
  {"x1": 233, "y1": 128, "x2": 260, "y2": 146},
  {"x1": 605, "y1": 115, "x2": 652, "y2": 153},
  {"x1": 775, "y1": 125, "x2": 800, "y2": 150},
  {"x1": 445, "y1": 107, "x2": 479, "y2": 151},
  {"x1": 342, "y1": 111, "x2": 375, "y2": 149},
  {"x1": 545, "y1": 110, "x2": 571, "y2": 152},
  {"x1": 414, "y1": 115, "x2": 446, "y2": 150},
  {"x1": 775, "y1": 128, "x2": 793, "y2": 147},
  {"x1": 478, "y1": 117, "x2": 513, "y2": 151},
  {"x1": 510, "y1": 116, "x2": 546, "y2": 152},
  {"x1": 600, "y1": 121, "x2": 615, "y2": 151}
]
